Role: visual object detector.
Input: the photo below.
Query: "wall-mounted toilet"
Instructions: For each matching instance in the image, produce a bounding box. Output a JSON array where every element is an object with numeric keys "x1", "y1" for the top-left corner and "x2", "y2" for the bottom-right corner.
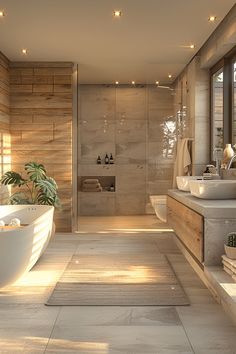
[{"x1": 150, "y1": 195, "x2": 167, "y2": 223}]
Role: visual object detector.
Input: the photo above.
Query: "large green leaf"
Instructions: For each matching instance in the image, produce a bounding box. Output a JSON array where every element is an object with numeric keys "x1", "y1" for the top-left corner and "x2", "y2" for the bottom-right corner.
[
  {"x1": 1, "y1": 171, "x2": 26, "y2": 186},
  {"x1": 25, "y1": 162, "x2": 46, "y2": 182},
  {"x1": 9, "y1": 192, "x2": 31, "y2": 205},
  {"x1": 36, "y1": 192, "x2": 55, "y2": 206},
  {"x1": 35, "y1": 178, "x2": 57, "y2": 198}
]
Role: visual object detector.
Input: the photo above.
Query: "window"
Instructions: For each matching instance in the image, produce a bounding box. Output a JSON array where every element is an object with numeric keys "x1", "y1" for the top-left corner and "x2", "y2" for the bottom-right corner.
[
  {"x1": 212, "y1": 68, "x2": 224, "y2": 150},
  {"x1": 210, "y1": 46, "x2": 236, "y2": 156},
  {"x1": 232, "y1": 61, "x2": 236, "y2": 146}
]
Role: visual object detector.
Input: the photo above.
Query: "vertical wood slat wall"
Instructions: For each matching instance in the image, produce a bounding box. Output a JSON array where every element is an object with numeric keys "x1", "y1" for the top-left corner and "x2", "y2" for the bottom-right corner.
[
  {"x1": 9, "y1": 62, "x2": 73, "y2": 232},
  {"x1": 0, "y1": 52, "x2": 11, "y2": 204}
]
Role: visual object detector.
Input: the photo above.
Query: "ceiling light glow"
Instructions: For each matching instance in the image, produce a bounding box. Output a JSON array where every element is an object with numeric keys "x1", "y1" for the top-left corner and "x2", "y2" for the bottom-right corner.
[
  {"x1": 0, "y1": 10, "x2": 5, "y2": 17},
  {"x1": 208, "y1": 16, "x2": 216, "y2": 22},
  {"x1": 115, "y1": 81, "x2": 119, "y2": 85},
  {"x1": 168, "y1": 74, "x2": 172, "y2": 79},
  {"x1": 22, "y1": 48, "x2": 28, "y2": 55},
  {"x1": 131, "y1": 81, "x2": 135, "y2": 85},
  {"x1": 190, "y1": 44, "x2": 195, "y2": 49},
  {"x1": 155, "y1": 81, "x2": 159, "y2": 85},
  {"x1": 113, "y1": 10, "x2": 122, "y2": 17}
]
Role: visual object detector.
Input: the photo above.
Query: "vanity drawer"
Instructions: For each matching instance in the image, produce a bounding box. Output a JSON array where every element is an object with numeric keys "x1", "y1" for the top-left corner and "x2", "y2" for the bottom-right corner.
[{"x1": 167, "y1": 196, "x2": 204, "y2": 262}]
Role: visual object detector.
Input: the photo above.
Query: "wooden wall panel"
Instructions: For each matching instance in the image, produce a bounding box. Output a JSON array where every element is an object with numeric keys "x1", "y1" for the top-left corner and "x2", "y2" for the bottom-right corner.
[
  {"x1": 0, "y1": 52, "x2": 10, "y2": 204},
  {"x1": 10, "y1": 62, "x2": 73, "y2": 232}
]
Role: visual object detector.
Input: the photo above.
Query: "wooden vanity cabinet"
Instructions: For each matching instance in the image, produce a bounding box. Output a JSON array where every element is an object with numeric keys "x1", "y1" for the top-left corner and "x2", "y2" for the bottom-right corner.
[{"x1": 167, "y1": 196, "x2": 204, "y2": 263}]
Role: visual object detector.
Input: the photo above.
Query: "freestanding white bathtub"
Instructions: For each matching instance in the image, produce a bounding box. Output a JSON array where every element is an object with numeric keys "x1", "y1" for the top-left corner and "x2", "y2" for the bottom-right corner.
[{"x1": 0, "y1": 205, "x2": 54, "y2": 288}]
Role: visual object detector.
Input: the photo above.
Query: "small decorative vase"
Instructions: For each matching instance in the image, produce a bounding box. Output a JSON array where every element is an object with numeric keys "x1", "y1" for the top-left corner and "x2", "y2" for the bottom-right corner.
[
  {"x1": 223, "y1": 144, "x2": 234, "y2": 161},
  {"x1": 224, "y1": 244, "x2": 236, "y2": 260},
  {"x1": 222, "y1": 144, "x2": 234, "y2": 168}
]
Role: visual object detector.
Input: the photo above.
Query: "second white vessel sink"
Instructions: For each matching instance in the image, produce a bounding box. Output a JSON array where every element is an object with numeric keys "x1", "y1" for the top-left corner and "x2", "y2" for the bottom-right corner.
[
  {"x1": 189, "y1": 180, "x2": 236, "y2": 199},
  {"x1": 176, "y1": 176, "x2": 203, "y2": 192}
]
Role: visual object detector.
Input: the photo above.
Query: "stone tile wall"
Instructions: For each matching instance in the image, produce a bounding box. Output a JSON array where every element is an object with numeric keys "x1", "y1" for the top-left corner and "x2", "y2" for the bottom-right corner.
[{"x1": 78, "y1": 84, "x2": 174, "y2": 215}]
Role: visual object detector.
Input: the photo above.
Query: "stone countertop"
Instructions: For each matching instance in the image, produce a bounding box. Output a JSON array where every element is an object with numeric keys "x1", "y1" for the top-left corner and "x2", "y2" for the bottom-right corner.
[{"x1": 168, "y1": 189, "x2": 236, "y2": 219}]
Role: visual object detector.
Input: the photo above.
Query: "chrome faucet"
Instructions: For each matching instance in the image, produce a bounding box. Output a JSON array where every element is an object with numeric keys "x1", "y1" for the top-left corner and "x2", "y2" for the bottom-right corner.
[{"x1": 226, "y1": 154, "x2": 236, "y2": 169}]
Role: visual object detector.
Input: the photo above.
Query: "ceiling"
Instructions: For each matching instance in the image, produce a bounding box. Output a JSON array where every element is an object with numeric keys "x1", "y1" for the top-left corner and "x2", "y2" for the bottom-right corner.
[{"x1": 0, "y1": 0, "x2": 235, "y2": 84}]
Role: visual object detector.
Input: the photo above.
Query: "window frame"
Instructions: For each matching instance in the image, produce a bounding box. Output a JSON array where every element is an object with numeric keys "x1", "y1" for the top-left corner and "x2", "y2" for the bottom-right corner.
[{"x1": 210, "y1": 46, "x2": 236, "y2": 158}]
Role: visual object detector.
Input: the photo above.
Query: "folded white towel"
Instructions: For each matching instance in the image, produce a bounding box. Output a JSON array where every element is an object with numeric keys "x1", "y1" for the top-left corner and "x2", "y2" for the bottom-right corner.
[
  {"x1": 82, "y1": 182, "x2": 101, "y2": 189},
  {"x1": 82, "y1": 187, "x2": 102, "y2": 192},
  {"x1": 83, "y1": 179, "x2": 99, "y2": 184}
]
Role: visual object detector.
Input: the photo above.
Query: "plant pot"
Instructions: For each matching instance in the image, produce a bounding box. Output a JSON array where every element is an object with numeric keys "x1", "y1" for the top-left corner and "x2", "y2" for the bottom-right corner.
[{"x1": 224, "y1": 244, "x2": 236, "y2": 260}]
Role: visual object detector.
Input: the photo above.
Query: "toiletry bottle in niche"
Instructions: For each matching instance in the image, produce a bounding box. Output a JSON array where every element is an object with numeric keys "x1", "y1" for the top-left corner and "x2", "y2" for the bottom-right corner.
[
  {"x1": 97, "y1": 155, "x2": 101, "y2": 164},
  {"x1": 109, "y1": 153, "x2": 114, "y2": 164},
  {"x1": 110, "y1": 184, "x2": 115, "y2": 192},
  {"x1": 105, "y1": 154, "x2": 109, "y2": 164}
]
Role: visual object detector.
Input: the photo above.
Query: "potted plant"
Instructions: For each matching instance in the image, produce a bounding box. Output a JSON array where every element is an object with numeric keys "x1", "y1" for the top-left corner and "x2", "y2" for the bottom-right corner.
[
  {"x1": 224, "y1": 232, "x2": 236, "y2": 260},
  {"x1": 1, "y1": 162, "x2": 60, "y2": 207}
]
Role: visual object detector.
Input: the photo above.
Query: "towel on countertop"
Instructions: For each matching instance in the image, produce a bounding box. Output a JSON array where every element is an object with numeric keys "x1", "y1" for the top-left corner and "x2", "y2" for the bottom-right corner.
[{"x1": 172, "y1": 138, "x2": 192, "y2": 188}]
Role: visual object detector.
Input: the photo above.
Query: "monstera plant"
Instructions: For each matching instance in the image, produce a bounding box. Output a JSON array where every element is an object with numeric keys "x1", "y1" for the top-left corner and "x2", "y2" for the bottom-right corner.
[{"x1": 0, "y1": 162, "x2": 60, "y2": 207}]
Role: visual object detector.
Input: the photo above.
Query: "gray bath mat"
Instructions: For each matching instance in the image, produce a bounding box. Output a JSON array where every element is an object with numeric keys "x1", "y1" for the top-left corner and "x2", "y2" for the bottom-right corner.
[{"x1": 46, "y1": 253, "x2": 189, "y2": 306}]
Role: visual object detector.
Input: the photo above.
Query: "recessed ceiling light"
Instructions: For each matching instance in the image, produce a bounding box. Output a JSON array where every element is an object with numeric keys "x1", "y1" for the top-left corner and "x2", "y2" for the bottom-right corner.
[
  {"x1": 115, "y1": 81, "x2": 119, "y2": 85},
  {"x1": 168, "y1": 74, "x2": 172, "y2": 79},
  {"x1": 190, "y1": 44, "x2": 195, "y2": 49},
  {"x1": 22, "y1": 48, "x2": 28, "y2": 55},
  {"x1": 131, "y1": 81, "x2": 135, "y2": 85},
  {"x1": 0, "y1": 10, "x2": 5, "y2": 17},
  {"x1": 155, "y1": 81, "x2": 159, "y2": 85},
  {"x1": 113, "y1": 10, "x2": 122, "y2": 17},
  {"x1": 208, "y1": 16, "x2": 216, "y2": 22}
]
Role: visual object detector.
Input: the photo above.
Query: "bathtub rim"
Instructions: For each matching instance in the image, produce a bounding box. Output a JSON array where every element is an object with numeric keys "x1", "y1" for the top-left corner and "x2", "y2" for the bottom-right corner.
[{"x1": 0, "y1": 205, "x2": 54, "y2": 234}]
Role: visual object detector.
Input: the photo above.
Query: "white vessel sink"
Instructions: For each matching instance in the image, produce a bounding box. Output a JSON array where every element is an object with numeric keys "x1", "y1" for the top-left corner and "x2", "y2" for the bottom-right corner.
[
  {"x1": 176, "y1": 176, "x2": 203, "y2": 192},
  {"x1": 189, "y1": 180, "x2": 236, "y2": 199}
]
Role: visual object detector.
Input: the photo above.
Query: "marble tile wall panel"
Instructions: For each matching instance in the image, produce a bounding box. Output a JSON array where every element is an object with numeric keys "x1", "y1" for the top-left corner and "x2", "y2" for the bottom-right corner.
[
  {"x1": 148, "y1": 116, "x2": 175, "y2": 143},
  {"x1": 79, "y1": 119, "x2": 115, "y2": 144},
  {"x1": 116, "y1": 86, "x2": 146, "y2": 120},
  {"x1": 80, "y1": 85, "x2": 115, "y2": 120},
  {"x1": 116, "y1": 193, "x2": 146, "y2": 215},
  {"x1": 116, "y1": 164, "x2": 146, "y2": 193},
  {"x1": 116, "y1": 142, "x2": 146, "y2": 164},
  {"x1": 148, "y1": 142, "x2": 174, "y2": 164},
  {"x1": 147, "y1": 163, "x2": 173, "y2": 195},
  {"x1": 147, "y1": 180, "x2": 173, "y2": 196},
  {"x1": 78, "y1": 84, "x2": 176, "y2": 215},
  {"x1": 78, "y1": 164, "x2": 116, "y2": 177},
  {"x1": 80, "y1": 142, "x2": 115, "y2": 164},
  {"x1": 79, "y1": 192, "x2": 116, "y2": 216},
  {"x1": 148, "y1": 86, "x2": 174, "y2": 120},
  {"x1": 116, "y1": 119, "x2": 146, "y2": 143}
]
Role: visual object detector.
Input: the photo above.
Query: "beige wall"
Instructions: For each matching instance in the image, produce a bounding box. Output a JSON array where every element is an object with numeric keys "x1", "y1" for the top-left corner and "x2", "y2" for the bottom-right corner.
[
  {"x1": 173, "y1": 5, "x2": 236, "y2": 175},
  {"x1": 174, "y1": 57, "x2": 210, "y2": 175},
  {"x1": 200, "y1": 4, "x2": 236, "y2": 69},
  {"x1": 9, "y1": 62, "x2": 73, "y2": 232},
  {"x1": 0, "y1": 52, "x2": 11, "y2": 204},
  {"x1": 78, "y1": 84, "x2": 174, "y2": 215}
]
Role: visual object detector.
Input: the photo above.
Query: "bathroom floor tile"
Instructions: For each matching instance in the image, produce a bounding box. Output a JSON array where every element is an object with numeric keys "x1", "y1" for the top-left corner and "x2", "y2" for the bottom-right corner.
[
  {"x1": 46, "y1": 325, "x2": 194, "y2": 354},
  {"x1": 56, "y1": 306, "x2": 132, "y2": 326},
  {"x1": 0, "y1": 216, "x2": 235, "y2": 354},
  {"x1": 176, "y1": 303, "x2": 234, "y2": 327},
  {"x1": 183, "y1": 325, "x2": 236, "y2": 354}
]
